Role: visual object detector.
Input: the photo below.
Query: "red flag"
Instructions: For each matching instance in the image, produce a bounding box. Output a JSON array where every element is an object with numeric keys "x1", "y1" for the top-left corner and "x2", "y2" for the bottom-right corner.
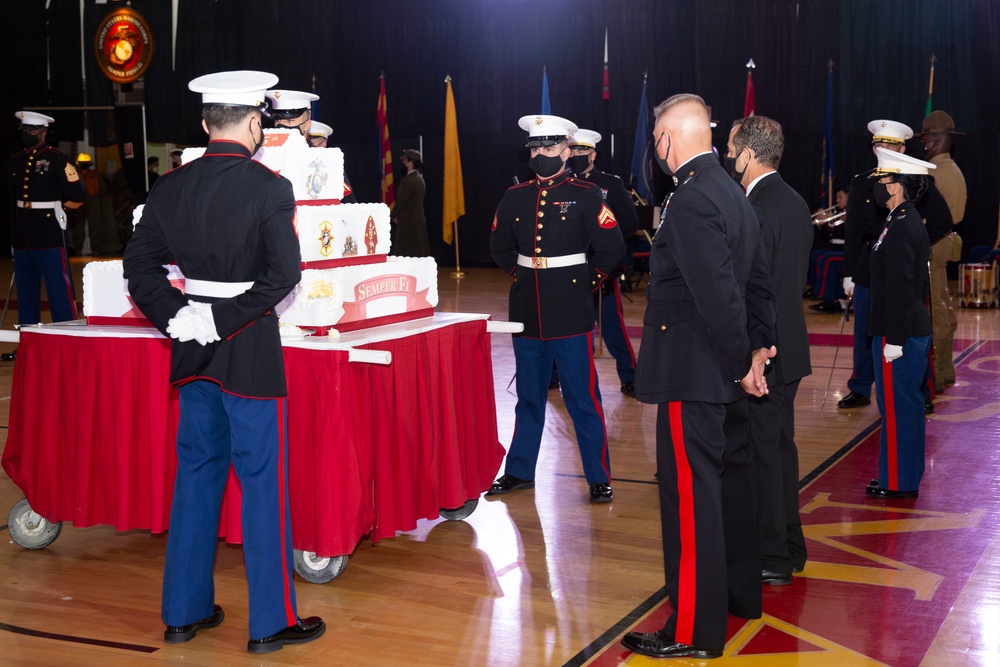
[
  {"x1": 602, "y1": 28, "x2": 610, "y2": 101},
  {"x1": 376, "y1": 73, "x2": 394, "y2": 208},
  {"x1": 744, "y1": 59, "x2": 756, "y2": 117}
]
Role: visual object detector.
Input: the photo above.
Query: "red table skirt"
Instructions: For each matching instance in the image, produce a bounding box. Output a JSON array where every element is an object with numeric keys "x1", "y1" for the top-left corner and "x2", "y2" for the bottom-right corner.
[{"x1": 1, "y1": 319, "x2": 504, "y2": 557}]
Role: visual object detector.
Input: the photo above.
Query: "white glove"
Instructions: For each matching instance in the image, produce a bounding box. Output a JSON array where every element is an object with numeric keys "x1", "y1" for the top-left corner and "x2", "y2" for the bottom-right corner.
[
  {"x1": 883, "y1": 343, "x2": 903, "y2": 363},
  {"x1": 166, "y1": 305, "x2": 198, "y2": 342},
  {"x1": 186, "y1": 300, "x2": 221, "y2": 346},
  {"x1": 842, "y1": 276, "x2": 855, "y2": 296},
  {"x1": 166, "y1": 301, "x2": 220, "y2": 346}
]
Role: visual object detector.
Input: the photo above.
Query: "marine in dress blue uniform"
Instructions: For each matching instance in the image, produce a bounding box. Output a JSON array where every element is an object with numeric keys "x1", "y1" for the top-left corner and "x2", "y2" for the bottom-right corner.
[
  {"x1": 568, "y1": 129, "x2": 640, "y2": 395},
  {"x1": 266, "y1": 89, "x2": 358, "y2": 203},
  {"x1": 838, "y1": 120, "x2": 911, "y2": 409},
  {"x1": 487, "y1": 115, "x2": 625, "y2": 503},
  {"x1": 123, "y1": 71, "x2": 324, "y2": 654},
  {"x1": 7, "y1": 111, "x2": 86, "y2": 333},
  {"x1": 865, "y1": 148, "x2": 934, "y2": 499},
  {"x1": 623, "y1": 94, "x2": 777, "y2": 660}
]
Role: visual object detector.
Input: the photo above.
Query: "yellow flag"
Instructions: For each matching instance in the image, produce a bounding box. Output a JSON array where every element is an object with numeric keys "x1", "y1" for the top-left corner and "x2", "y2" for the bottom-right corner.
[{"x1": 442, "y1": 76, "x2": 465, "y2": 244}]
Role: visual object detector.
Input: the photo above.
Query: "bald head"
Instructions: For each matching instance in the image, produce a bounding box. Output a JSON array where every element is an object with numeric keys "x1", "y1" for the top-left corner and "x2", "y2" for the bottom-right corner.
[{"x1": 652, "y1": 94, "x2": 713, "y2": 172}]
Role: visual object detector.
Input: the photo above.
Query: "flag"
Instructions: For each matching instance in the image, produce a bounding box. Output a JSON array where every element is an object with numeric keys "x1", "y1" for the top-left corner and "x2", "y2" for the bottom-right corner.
[
  {"x1": 629, "y1": 72, "x2": 653, "y2": 204},
  {"x1": 744, "y1": 59, "x2": 756, "y2": 117},
  {"x1": 925, "y1": 53, "x2": 936, "y2": 116},
  {"x1": 541, "y1": 67, "x2": 551, "y2": 114},
  {"x1": 820, "y1": 60, "x2": 836, "y2": 207},
  {"x1": 311, "y1": 73, "x2": 321, "y2": 122},
  {"x1": 443, "y1": 76, "x2": 465, "y2": 245},
  {"x1": 376, "y1": 73, "x2": 394, "y2": 208},
  {"x1": 601, "y1": 29, "x2": 610, "y2": 101}
]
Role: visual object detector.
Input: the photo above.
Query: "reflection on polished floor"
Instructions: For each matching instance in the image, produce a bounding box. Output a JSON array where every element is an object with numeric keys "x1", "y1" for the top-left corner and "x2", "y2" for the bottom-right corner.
[{"x1": 1, "y1": 257, "x2": 999, "y2": 666}]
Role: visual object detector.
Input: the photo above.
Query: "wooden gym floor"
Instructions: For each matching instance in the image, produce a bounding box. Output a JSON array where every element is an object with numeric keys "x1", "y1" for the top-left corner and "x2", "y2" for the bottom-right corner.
[{"x1": 0, "y1": 257, "x2": 998, "y2": 666}]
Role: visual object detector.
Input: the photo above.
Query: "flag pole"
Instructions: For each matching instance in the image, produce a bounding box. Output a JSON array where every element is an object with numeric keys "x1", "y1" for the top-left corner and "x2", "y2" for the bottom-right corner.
[
  {"x1": 451, "y1": 218, "x2": 464, "y2": 279},
  {"x1": 827, "y1": 57, "x2": 834, "y2": 209}
]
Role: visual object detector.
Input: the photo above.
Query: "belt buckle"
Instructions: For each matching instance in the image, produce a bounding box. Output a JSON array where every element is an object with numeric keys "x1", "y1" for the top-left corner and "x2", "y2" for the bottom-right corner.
[
  {"x1": 531, "y1": 256, "x2": 547, "y2": 269},
  {"x1": 22, "y1": 201, "x2": 31, "y2": 209}
]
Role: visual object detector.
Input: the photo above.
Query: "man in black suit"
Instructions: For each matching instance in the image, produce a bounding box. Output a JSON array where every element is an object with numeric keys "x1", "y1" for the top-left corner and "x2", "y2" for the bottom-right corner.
[
  {"x1": 623, "y1": 94, "x2": 776, "y2": 660},
  {"x1": 728, "y1": 116, "x2": 812, "y2": 585}
]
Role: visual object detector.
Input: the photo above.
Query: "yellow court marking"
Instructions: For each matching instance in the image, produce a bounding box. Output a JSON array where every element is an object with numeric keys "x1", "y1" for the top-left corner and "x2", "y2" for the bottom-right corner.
[{"x1": 798, "y1": 493, "x2": 984, "y2": 600}]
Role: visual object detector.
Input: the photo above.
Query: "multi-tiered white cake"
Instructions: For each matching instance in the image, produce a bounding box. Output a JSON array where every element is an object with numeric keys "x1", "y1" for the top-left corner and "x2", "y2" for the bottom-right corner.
[{"x1": 84, "y1": 128, "x2": 439, "y2": 333}]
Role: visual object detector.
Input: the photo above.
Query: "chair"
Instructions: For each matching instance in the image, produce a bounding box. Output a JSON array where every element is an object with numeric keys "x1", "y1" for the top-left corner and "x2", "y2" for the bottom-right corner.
[{"x1": 626, "y1": 230, "x2": 653, "y2": 290}]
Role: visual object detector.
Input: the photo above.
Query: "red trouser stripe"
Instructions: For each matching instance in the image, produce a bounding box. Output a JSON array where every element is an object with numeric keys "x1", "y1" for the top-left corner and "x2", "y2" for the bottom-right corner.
[
  {"x1": 587, "y1": 332, "x2": 611, "y2": 479},
  {"x1": 881, "y1": 345, "x2": 899, "y2": 489},
  {"x1": 277, "y1": 398, "x2": 296, "y2": 625},
  {"x1": 669, "y1": 401, "x2": 697, "y2": 645},
  {"x1": 612, "y1": 285, "x2": 636, "y2": 363},
  {"x1": 60, "y1": 248, "x2": 78, "y2": 319}
]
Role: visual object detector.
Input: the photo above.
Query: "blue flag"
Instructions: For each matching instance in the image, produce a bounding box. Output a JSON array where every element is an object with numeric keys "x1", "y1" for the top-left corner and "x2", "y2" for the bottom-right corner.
[
  {"x1": 541, "y1": 67, "x2": 551, "y2": 114},
  {"x1": 820, "y1": 65, "x2": 835, "y2": 207},
  {"x1": 630, "y1": 74, "x2": 653, "y2": 204},
  {"x1": 311, "y1": 75, "x2": 321, "y2": 122}
]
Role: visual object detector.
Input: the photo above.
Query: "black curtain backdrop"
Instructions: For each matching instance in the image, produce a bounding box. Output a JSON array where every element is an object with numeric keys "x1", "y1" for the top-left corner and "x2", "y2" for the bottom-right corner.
[{"x1": 3, "y1": 0, "x2": 998, "y2": 265}]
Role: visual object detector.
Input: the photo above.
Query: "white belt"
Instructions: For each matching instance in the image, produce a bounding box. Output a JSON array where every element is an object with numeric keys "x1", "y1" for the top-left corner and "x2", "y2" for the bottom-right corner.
[
  {"x1": 16, "y1": 200, "x2": 58, "y2": 209},
  {"x1": 516, "y1": 253, "x2": 587, "y2": 269},
  {"x1": 185, "y1": 278, "x2": 254, "y2": 298},
  {"x1": 18, "y1": 200, "x2": 66, "y2": 230}
]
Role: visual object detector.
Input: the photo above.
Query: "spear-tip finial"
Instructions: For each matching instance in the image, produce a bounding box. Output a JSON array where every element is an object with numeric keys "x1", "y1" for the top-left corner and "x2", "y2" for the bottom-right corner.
[
  {"x1": 827, "y1": 58, "x2": 834, "y2": 71},
  {"x1": 746, "y1": 58, "x2": 756, "y2": 69},
  {"x1": 445, "y1": 74, "x2": 452, "y2": 83}
]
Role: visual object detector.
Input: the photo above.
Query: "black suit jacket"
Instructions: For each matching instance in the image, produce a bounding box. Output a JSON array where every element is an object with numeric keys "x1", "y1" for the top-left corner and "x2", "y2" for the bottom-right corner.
[
  {"x1": 490, "y1": 170, "x2": 625, "y2": 338},
  {"x1": 843, "y1": 173, "x2": 887, "y2": 287},
  {"x1": 124, "y1": 140, "x2": 301, "y2": 398},
  {"x1": 747, "y1": 172, "x2": 813, "y2": 385},
  {"x1": 868, "y1": 201, "x2": 932, "y2": 344},
  {"x1": 635, "y1": 153, "x2": 776, "y2": 405}
]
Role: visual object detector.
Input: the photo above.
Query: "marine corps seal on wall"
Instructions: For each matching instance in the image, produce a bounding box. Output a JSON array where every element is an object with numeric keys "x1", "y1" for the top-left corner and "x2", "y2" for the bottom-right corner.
[{"x1": 94, "y1": 7, "x2": 154, "y2": 84}]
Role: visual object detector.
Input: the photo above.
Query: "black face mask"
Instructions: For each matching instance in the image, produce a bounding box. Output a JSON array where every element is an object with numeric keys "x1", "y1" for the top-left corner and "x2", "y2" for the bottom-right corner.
[
  {"x1": 528, "y1": 153, "x2": 565, "y2": 178},
  {"x1": 250, "y1": 119, "x2": 265, "y2": 155},
  {"x1": 20, "y1": 133, "x2": 41, "y2": 149},
  {"x1": 873, "y1": 181, "x2": 892, "y2": 208},
  {"x1": 567, "y1": 155, "x2": 591, "y2": 175},
  {"x1": 724, "y1": 151, "x2": 747, "y2": 185},
  {"x1": 655, "y1": 133, "x2": 672, "y2": 176}
]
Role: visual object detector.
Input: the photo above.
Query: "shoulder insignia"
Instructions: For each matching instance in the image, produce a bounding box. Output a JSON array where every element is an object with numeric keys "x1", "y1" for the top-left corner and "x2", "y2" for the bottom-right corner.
[
  {"x1": 598, "y1": 203, "x2": 617, "y2": 229},
  {"x1": 343, "y1": 180, "x2": 353, "y2": 195},
  {"x1": 491, "y1": 212, "x2": 498, "y2": 231},
  {"x1": 64, "y1": 163, "x2": 80, "y2": 182}
]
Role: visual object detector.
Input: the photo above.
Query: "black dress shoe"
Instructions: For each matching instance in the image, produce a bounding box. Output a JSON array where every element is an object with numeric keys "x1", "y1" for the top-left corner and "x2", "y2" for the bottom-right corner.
[
  {"x1": 620, "y1": 381, "x2": 636, "y2": 397},
  {"x1": 792, "y1": 564, "x2": 805, "y2": 574},
  {"x1": 802, "y1": 287, "x2": 815, "y2": 299},
  {"x1": 761, "y1": 569, "x2": 792, "y2": 586},
  {"x1": 549, "y1": 378, "x2": 560, "y2": 390},
  {"x1": 485, "y1": 474, "x2": 534, "y2": 496},
  {"x1": 589, "y1": 483, "x2": 613, "y2": 503},
  {"x1": 925, "y1": 399, "x2": 934, "y2": 414},
  {"x1": 837, "y1": 391, "x2": 871, "y2": 409},
  {"x1": 866, "y1": 486, "x2": 918, "y2": 500},
  {"x1": 248, "y1": 616, "x2": 326, "y2": 654},
  {"x1": 866, "y1": 479, "x2": 881, "y2": 491},
  {"x1": 621, "y1": 631, "x2": 722, "y2": 659},
  {"x1": 164, "y1": 605, "x2": 225, "y2": 643},
  {"x1": 1, "y1": 348, "x2": 16, "y2": 362}
]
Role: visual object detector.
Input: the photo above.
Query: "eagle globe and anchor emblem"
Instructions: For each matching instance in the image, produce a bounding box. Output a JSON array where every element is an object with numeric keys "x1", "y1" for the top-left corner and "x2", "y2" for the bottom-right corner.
[{"x1": 305, "y1": 159, "x2": 329, "y2": 200}]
